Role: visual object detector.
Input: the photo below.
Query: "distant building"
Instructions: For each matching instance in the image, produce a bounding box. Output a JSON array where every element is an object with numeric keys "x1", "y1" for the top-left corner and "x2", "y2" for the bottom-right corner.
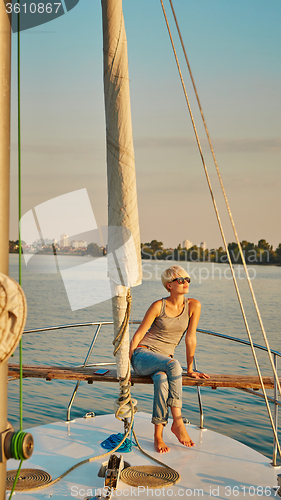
[
  {"x1": 32, "y1": 239, "x2": 43, "y2": 249},
  {"x1": 182, "y1": 239, "x2": 193, "y2": 250},
  {"x1": 45, "y1": 238, "x2": 57, "y2": 246},
  {"x1": 71, "y1": 240, "x2": 87, "y2": 249},
  {"x1": 60, "y1": 234, "x2": 69, "y2": 247},
  {"x1": 200, "y1": 241, "x2": 207, "y2": 251}
]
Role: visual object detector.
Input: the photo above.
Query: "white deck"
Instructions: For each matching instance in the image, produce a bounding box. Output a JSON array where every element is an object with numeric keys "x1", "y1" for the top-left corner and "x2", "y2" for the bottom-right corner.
[{"x1": 7, "y1": 412, "x2": 280, "y2": 499}]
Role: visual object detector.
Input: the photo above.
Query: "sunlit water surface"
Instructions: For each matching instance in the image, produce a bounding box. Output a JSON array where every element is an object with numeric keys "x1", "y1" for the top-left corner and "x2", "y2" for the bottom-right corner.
[{"x1": 8, "y1": 255, "x2": 281, "y2": 461}]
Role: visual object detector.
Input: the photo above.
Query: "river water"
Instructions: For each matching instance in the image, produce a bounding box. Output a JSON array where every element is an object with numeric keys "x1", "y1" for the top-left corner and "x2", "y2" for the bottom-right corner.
[{"x1": 7, "y1": 254, "x2": 281, "y2": 461}]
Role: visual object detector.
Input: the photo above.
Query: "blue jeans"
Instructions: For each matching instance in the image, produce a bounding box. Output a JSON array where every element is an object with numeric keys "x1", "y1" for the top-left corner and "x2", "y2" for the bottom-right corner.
[{"x1": 131, "y1": 347, "x2": 182, "y2": 425}]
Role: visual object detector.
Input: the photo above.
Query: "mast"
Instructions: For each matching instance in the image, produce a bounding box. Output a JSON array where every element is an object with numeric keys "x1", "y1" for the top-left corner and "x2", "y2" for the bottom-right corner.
[
  {"x1": 0, "y1": 0, "x2": 11, "y2": 495},
  {"x1": 102, "y1": 0, "x2": 142, "y2": 379}
]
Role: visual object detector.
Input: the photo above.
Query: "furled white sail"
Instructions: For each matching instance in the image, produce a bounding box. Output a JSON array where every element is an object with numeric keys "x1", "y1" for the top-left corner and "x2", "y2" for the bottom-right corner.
[{"x1": 102, "y1": 0, "x2": 142, "y2": 379}]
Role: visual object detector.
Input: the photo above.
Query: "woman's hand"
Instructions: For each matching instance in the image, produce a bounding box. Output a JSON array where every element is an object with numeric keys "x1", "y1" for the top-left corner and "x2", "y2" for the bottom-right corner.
[{"x1": 187, "y1": 371, "x2": 210, "y2": 379}]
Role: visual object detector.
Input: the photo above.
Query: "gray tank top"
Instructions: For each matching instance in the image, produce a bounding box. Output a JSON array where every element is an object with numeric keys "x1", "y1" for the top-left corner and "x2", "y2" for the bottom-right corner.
[{"x1": 140, "y1": 297, "x2": 190, "y2": 356}]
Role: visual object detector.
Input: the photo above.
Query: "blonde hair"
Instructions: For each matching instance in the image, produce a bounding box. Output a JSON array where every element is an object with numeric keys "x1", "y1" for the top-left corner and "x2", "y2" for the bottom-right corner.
[{"x1": 161, "y1": 265, "x2": 190, "y2": 291}]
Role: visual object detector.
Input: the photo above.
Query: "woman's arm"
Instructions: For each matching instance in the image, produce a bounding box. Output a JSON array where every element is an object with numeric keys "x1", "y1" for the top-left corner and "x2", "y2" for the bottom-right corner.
[
  {"x1": 185, "y1": 299, "x2": 209, "y2": 379},
  {"x1": 129, "y1": 300, "x2": 162, "y2": 360}
]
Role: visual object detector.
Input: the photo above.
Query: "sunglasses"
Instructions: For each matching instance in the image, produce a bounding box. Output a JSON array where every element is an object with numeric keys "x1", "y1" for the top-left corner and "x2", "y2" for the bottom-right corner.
[{"x1": 170, "y1": 277, "x2": 191, "y2": 285}]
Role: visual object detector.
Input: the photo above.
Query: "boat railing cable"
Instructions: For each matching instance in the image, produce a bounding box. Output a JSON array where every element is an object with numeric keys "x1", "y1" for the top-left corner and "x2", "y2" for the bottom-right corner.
[
  {"x1": 66, "y1": 323, "x2": 103, "y2": 421},
  {"x1": 197, "y1": 328, "x2": 281, "y2": 357},
  {"x1": 159, "y1": 0, "x2": 281, "y2": 460},
  {"x1": 22, "y1": 320, "x2": 281, "y2": 355},
  {"x1": 22, "y1": 321, "x2": 114, "y2": 334},
  {"x1": 193, "y1": 355, "x2": 204, "y2": 430},
  {"x1": 168, "y1": 0, "x2": 281, "y2": 402},
  {"x1": 21, "y1": 320, "x2": 281, "y2": 358},
  {"x1": 19, "y1": 320, "x2": 280, "y2": 465},
  {"x1": 197, "y1": 328, "x2": 280, "y2": 465}
]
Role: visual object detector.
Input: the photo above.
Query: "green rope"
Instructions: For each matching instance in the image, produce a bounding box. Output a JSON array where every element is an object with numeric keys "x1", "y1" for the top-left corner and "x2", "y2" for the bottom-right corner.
[
  {"x1": 9, "y1": 10, "x2": 25, "y2": 497},
  {"x1": 17, "y1": 1, "x2": 23, "y2": 433},
  {"x1": 18, "y1": 0, "x2": 22, "y2": 287},
  {"x1": 8, "y1": 459, "x2": 23, "y2": 500},
  {"x1": 11, "y1": 431, "x2": 28, "y2": 460}
]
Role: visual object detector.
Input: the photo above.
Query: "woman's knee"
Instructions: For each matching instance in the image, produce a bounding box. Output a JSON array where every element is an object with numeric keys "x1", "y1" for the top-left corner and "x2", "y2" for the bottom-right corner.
[
  {"x1": 167, "y1": 358, "x2": 182, "y2": 376},
  {"x1": 152, "y1": 371, "x2": 168, "y2": 385},
  {"x1": 151, "y1": 372, "x2": 168, "y2": 387}
]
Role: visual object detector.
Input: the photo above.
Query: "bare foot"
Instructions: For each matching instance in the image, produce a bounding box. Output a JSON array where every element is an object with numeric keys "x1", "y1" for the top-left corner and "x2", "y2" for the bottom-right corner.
[
  {"x1": 171, "y1": 421, "x2": 194, "y2": 447},
  {"x1": 154, "y1": 436, "x2": 170, "y2": 453}
]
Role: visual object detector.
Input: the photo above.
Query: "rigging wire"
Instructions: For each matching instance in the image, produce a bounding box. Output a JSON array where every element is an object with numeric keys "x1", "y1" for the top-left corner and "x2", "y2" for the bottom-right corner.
[
  {"x1": 7, "y1": 1, "x2": 279, "y2": 493},
  {"x1": 17, "y1": 0, "x2": 23, "y2": 433},
  {"x1": 159, "y1": 0, "x2": 281, "y2": 458},
  {"x1": 8, "y1": 9, "x2": 25, "y2": 500},
  {"x1": 168, "y1": 0, "x2": 281, "y2": 399}
]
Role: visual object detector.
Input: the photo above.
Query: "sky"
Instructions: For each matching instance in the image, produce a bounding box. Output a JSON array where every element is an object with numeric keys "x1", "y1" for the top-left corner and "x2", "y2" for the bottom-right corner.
[{"x1": 9, "y1": 0, "x2": 281, "y2": 250}]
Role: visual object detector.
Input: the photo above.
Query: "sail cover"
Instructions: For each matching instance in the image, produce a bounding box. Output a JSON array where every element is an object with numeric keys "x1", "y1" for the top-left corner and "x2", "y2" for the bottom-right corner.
[{"x1": 102, "y1": 0, "x2": 142, "y2": 378}]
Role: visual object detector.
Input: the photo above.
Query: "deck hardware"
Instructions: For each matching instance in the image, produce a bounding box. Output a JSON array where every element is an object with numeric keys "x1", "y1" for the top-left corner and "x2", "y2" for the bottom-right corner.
[
  {"x1": 86, "y1": 454, "x2": 124, "y2": 500},
  {"x1": 114, "y1": 396, "x2": 137, "y2": 419},
  {"x1": 84, "y1": 412, "x2": 95, "y2": 418},
  {"x1": 98, "y1": 459, "x2": 130, "y2": 478},
  {"x1": 85, "y1": 497, "x2": 103, "y2": 500},
  {"x1": 104, "y1": 454, "x2": 124, "y2": 489},
  {"x1": 277, "y1": 474, "x2": 281, "y2": 496},
  {"x1": 2, "y1": 427, "x2": 33, "y2": 461}
]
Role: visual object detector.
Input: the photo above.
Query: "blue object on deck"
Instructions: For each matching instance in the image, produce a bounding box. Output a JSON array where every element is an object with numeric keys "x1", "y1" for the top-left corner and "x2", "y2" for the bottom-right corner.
[{"x1": 100, "y1": 432, "x2": 134, "y2": 453}]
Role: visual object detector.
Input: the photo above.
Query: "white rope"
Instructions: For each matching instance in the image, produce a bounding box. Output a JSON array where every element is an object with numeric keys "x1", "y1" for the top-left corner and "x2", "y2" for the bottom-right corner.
[
  {"x1": 12, "y1": 410, "x2": 135, "y2": 492},
  {"x1": 159, "y1": 0, "x2": 281, "y2": 458},
  {"x1": 168, "y1": 0, "x2": 281, "y2": 400},
  {"x1": 113, "y1": 290, "x2": 132, "y2": 357},
  {"x1": 112, "y1": 290, "x2": 134, "y2": 423},
  {"x1": 0, "y1": 273, "x2": 27, "y2": 363},
  {"x1": 113, "y1": 291, "x2": 180, "y2": 480}
]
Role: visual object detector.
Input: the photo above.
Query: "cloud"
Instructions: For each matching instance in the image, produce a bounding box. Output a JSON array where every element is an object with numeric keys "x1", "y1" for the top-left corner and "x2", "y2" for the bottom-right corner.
[
  {"x1": 212, "y1": 137, "x2": 281, "y2": 153},
  {"x1": 11, "y1": 136, "x2": 281, "y2": 158},
  {"x1": 10, "y1": 142, "x2": 104, "y2": 161},
  {"x1": 134, "y1": 137, "x2": 196, "y2": 149},
  {"x1": 134, "y1": 136, "x2": 281, "y2": 153}
]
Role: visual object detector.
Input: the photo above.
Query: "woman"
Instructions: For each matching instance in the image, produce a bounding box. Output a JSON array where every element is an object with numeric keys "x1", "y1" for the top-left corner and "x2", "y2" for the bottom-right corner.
[{"x1": 129, "y1": 265, "x2": 209, "y2": 453}]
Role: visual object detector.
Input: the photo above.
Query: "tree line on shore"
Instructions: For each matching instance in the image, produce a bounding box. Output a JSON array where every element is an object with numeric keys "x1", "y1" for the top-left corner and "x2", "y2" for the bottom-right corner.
[
  {"x1": 9, "y1": 238, "x2": 281, "y2": 265},
  {"x1": 141, "y1": 239, "x2": 281, "y2": 265},
  {"x1": 9, "y1": 241, "x2": 104, "y2": 257}
]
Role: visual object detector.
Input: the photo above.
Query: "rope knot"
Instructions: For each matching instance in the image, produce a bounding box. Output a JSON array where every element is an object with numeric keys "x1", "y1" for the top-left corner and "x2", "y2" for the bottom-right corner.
[{"x1": 126, "y1": 291, "x2": 132, "y2": 304}]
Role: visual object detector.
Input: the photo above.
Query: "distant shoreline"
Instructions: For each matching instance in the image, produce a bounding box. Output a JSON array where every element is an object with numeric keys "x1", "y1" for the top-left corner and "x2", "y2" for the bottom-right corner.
[
  {"x1": 9, "y1": 238, "x2": 281, "y2": 266},
  {"x1": 8, "y1": 252, "x2": 280, "y2": 267}
]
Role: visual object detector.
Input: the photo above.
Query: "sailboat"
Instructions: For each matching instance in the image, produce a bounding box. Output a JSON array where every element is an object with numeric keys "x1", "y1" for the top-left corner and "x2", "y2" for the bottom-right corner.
[{"x1": 1, "y1": 0, "x2": 281, "y2": 498}]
